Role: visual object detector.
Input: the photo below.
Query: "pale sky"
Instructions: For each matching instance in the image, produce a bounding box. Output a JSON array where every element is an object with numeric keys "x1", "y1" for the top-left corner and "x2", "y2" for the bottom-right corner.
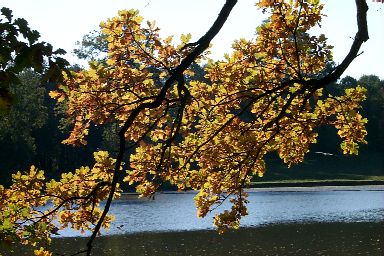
[{"x1": 2, "y1": 0, "x2": 383, "y2": 79}]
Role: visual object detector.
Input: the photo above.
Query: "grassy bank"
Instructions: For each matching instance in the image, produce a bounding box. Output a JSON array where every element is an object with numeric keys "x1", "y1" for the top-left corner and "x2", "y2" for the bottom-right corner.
[
  {"x1": 260, "y1": 152, "x2": 384, "y2": 182},
  {"x1": 3, "y1": 222, "x2": 383, "y2": 256},
  {"x1": 250, "y1": 177, "x2": 384, "y2": 188}
]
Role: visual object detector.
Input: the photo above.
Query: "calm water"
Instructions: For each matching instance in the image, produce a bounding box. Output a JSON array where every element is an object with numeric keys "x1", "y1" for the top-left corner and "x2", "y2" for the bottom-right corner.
[
  {"x1": 3, "y1": 188, "x2": 383, "y2": 255},
  {"x1": 59, "y1": 189, "x2": 384, "y2": 237}
]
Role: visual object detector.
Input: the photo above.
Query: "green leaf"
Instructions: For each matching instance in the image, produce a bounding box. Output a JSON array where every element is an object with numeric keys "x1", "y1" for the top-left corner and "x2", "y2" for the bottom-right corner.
[
  {"x1": 14, "y1": 18, "x2": 30, "y2": 38},
  {"x1": 1, "y1": 7, "x2": 13, "y2": 22}
]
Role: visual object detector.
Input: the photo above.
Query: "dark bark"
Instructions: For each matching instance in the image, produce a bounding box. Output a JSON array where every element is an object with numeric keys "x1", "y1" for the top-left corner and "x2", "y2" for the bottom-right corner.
[
  {"x1": 83, "y1": 1, "x2": 238, "y2": 255},
  {"x1": 77, "y1": 0, "x2": 370, "y2": 255}
]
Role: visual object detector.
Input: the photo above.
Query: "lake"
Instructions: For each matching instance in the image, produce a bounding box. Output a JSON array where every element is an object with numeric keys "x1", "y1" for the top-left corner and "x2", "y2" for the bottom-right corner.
[
  {"x1": 2, "y1": 186, "x2": 384, "y2": 255},
  {"x1": 59, "y1": 186, "x2": 384, "y2": 237}
]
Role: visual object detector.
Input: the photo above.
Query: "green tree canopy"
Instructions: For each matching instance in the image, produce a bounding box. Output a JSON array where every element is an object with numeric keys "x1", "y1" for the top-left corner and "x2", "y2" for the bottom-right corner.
[{"x1": 0, "y1": 7, "x2": 68, "y2": 113}]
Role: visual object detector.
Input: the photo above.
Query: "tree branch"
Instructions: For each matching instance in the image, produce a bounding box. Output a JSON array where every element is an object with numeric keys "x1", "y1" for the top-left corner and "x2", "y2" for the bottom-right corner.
[
  {"x1": 311, "y1": 0, "x2": 369, "y2": 87},
  {"x1": 83, "y1": 1, "x2": 238, "y2": 255}
]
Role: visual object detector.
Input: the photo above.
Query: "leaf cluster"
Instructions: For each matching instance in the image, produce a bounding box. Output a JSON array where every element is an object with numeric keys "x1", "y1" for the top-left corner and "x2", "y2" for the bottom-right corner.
[
  {"x1": 51, "y1": 1, "x2": 368, "y2": 233},
  {"x1": 0, "y1": 7, "x2": 69, "y2": 113},
  {"x1": 0, "y1": 152, "x2": 119, "y2": 255}
]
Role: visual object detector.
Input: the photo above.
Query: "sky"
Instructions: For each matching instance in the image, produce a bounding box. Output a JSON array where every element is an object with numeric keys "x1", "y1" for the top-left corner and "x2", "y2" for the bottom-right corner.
[{"x1": 2, "y1": 0, "x2": 384, "y2": 79}]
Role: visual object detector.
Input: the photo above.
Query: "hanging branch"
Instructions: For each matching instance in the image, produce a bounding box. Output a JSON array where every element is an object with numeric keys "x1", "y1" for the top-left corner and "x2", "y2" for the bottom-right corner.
[
  {"x1": 83, "y1": 1, "x2": 238, "y2": 255},
  {"x1": 85, "y1": 1, "x2": 369, "y2": 254}
]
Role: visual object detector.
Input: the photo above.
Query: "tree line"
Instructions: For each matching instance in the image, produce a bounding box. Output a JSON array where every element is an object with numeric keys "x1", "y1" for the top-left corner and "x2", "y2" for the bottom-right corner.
[
  {"x1": 1, "y1": 23, "x2": 383, "y2": 185},
  {"x1": 1, "y1": 69, "x2": 383, "y2": 185}
]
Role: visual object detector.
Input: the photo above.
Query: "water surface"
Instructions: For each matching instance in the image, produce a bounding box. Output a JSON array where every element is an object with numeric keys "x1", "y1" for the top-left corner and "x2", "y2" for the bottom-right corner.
[
  {"x1": 59, "y1": 189, "x2": 384, "y2": 237},
  {"x1": 3, "y1": 188, "x2": 383, "y2": 256}
]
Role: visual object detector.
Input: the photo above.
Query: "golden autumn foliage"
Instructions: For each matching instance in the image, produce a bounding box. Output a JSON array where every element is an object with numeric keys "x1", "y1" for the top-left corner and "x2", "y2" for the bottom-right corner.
[
  {"x1": 0, "y1": 152, "x2": 119, "y2": 254},
  {"x1": 1, "y1": 0, "x2": 371, "y2": 253},
  {"x1": 50, "y1": 2, "x2": 367, "y2": 232}
]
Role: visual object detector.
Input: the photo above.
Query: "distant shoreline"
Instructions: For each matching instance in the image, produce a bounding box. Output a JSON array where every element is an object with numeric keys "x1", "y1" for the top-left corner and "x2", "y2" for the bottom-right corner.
[
  {"x1": 247, "y1": 184, "x2": 384, "y2": 192},
  {"x1": 249, "y1": 180, "x2": 384, "y2": 188},
  {"x1": 118, "y1": 183, "x2": 384, "y2": 200}
]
